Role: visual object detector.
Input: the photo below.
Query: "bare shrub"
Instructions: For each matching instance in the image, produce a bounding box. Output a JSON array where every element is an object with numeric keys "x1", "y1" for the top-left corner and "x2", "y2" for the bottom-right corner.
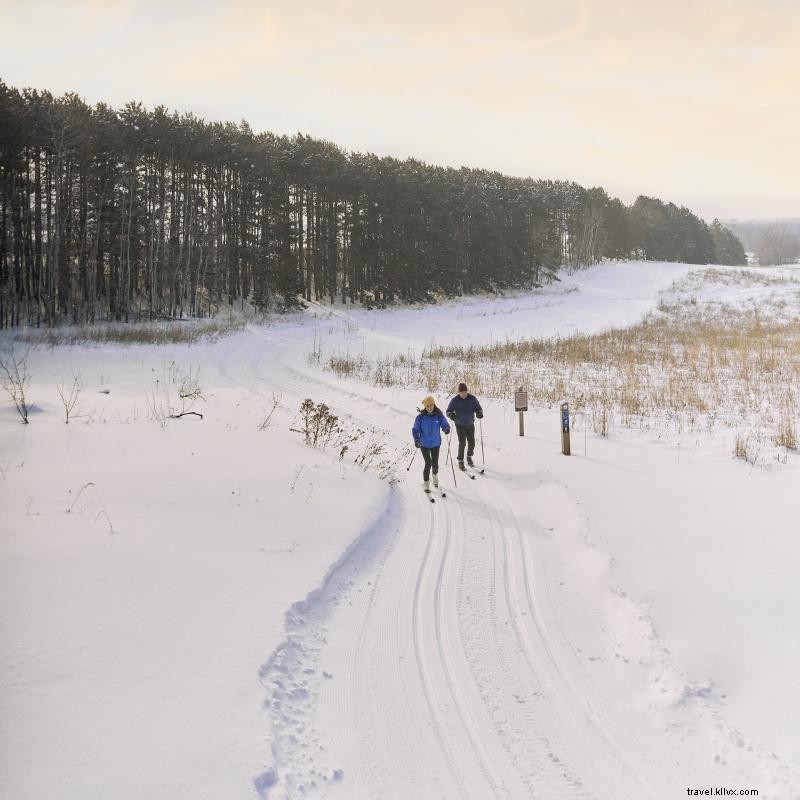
[
  {"x1": 257, "y1": 392, "x2": 283, "y2": 431},
  {"x1": 292, "y1": 399, "x2": 404, "y2": 483},
  {"x1": 175, "y1": 366, "x2": 204, "y2": 417},
  {"x1": 145, "y1": 362, "x2": 205, "y2": 427},
  {"x1": 296, "y1": 399, "x2": 340, "y2": 447},
  {"x1": 0, "y1": 348, "x2": 31, "y2": 423},
  {"x1": 57, "y1": 369, "x2": 84, "y2": 423}
]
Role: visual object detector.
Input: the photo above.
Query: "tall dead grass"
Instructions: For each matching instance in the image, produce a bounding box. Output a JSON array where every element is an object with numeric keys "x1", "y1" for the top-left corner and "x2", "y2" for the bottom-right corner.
[
  {"x1": 14, "y1": 320, "x2": 244, "y2": 346},
  {"x1": 324, "y1": 300, "x2": 800, "y2": 458}
]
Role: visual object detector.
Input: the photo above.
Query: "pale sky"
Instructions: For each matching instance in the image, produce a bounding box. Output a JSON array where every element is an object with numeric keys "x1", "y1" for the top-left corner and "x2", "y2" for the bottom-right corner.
[{"x1": 2, "y1": 0, "x2": 798, "y2": 220}]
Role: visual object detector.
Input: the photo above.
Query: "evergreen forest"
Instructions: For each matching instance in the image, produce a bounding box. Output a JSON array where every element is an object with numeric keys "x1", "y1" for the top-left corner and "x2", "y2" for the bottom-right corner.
[{"x1": 0, "y1": 82, "x2": 747, "y2": 328}]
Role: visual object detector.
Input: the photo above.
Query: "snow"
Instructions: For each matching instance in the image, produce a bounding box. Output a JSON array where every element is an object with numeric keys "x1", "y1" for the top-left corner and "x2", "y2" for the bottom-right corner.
[{"x1": 1, "y1": 260, "x2": 799, "y2": 799}]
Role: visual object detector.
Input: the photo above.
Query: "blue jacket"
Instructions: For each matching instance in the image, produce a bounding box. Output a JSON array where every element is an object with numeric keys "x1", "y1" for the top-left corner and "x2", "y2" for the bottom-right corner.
[
  {"x1": 412, "y1": 408, "x2": 450, "y2": 448},
  {"x1": 446, "y1": 393, "x2": 483, "y2": 427}
]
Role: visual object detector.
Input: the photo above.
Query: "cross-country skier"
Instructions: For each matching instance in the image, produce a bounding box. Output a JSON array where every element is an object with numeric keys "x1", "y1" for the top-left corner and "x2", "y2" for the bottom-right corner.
[
  {"x1": 446, "y1": 382, "x2": 483, "y2": 470},
  {"x1": 412, "y1": 395, "x2": 450, "y2": 493}
]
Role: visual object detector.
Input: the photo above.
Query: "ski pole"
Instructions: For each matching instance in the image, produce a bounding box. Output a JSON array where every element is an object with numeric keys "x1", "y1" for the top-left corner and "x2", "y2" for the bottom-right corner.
[
  {"x1": 479, "y1": 418, "x2": 485, "y2": 466},
  {"x1": 447, "y1": 430, "x2": 458, "y2": 487},
  {"x1": 444, "y1": 414, "x2": 454, "y2": 466},
  {"x1": 406, "y1": 447, "x2": 418, "y2": 471}
]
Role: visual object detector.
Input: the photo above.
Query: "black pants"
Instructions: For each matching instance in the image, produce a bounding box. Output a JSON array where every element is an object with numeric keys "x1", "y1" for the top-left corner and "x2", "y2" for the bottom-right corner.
[
  {"x1": 420, "y1": 446, "x2": 440, "y2": 481},
  {"x1": 455, "y1": 424, "x2": 475, "y2": 461}
]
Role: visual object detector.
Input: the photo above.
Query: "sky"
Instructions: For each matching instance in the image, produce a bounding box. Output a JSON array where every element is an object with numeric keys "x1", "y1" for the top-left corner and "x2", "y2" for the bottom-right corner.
[{"x1": 1, "y1": 0, "x2": 798, "y2": 221}]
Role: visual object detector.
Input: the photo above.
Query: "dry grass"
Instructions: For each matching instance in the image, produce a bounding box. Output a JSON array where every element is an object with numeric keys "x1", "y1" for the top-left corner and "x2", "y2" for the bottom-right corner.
[
  {"x1": 774, "y1": 417, "x2": 797, "y2": 450},
  {"x1": 322, "y1": 291, "x2": 800, "y2": 460},
  {"x1": 14, "y1": 320, "x2": 244, "y2": 346},
  {"x1": 667, "y1": 267, "x2": 800, "y2": 292},
  {"x1": 391, "y1": 307, "x2": 800, "y2": 421}
]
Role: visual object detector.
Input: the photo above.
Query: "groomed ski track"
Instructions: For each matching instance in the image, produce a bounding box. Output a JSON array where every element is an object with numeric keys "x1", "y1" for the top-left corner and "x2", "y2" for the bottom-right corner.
[{"x1": 223, "y1": 311, "x2": 792, "y2": 800}]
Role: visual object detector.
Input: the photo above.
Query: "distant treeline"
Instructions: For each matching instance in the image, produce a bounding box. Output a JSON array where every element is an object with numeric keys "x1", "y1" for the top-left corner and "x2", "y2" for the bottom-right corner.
[
  {"x1": 725, "y1": 219, "x2": 800, "y2": 265},
  {"x1": 0, "y1": 82, "x2": 746, "y2": 328}
]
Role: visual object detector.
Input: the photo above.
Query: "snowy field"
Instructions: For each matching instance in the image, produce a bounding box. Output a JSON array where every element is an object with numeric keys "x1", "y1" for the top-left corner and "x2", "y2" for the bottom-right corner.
[{"x1": 1, "y1": 261, "x2": 799, "y2": 800}]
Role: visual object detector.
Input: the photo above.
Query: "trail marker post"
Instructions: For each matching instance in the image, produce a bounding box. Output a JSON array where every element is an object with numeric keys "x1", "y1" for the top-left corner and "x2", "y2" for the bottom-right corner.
[
  {"x1": 515, "y1": 387, "x2": 528, "y2": 437},
  {"x1": 560, "y1": 401, "x2": 571, "y2": 455}
]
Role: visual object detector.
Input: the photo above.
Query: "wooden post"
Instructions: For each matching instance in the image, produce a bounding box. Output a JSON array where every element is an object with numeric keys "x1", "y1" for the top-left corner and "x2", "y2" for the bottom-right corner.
[
  {"x1": 515, "y1": 387, "x2": 528, "y2": 437},
  {"x1": 560, "y1": 401, "x2": 571, "y2": 455}
]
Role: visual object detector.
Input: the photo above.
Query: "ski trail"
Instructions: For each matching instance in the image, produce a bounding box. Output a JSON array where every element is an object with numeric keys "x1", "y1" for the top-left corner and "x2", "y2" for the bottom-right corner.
[
  {"x1": 240, "y1": 317, "x2": 795, "y2": 799},
  {"x1": 220, "y1": 309, "x2": 800, "y2": 799},
  {"x1": 320, "y1": 486, "x2": 510, "y2": 800},
  {"x1": 450, "y1": 490, "x2": 592, "y2": 798},
  {"x1": 345, "y1": 495, "x2": 443, "y2": 799},
  {"x1": 426, "y1": 490, "x2": 507, "y2": 797},
  {"x1": 255, "y1": 490, "x2": 403, "y2": 798},
  {"x1": 247, "y1": 318, "x2": 659, "y2": 798},
  {"x1": 409, "y1": 496, "x2": 474, "y2": 798}
]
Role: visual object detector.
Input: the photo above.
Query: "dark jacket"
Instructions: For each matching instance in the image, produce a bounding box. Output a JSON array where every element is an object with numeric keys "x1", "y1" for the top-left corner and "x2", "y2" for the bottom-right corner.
[
  {"x1": 412, "y1": 407, "x2": 450, "y2": 448},
  {"x1": 446, "y1": 393, "x2": 483, "y2": 427}
]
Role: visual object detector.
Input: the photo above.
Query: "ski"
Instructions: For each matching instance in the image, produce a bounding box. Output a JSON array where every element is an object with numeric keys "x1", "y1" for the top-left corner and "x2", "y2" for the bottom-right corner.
[
  {"x1": 466, "y1": 459, "x2": 485, "y2": 475},
  {"x1": 422, "y1": 483, "x2": 446, "y2": 500}
]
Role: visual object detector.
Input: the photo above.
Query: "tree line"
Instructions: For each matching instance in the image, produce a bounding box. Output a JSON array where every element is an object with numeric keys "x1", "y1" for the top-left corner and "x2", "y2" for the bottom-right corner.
[
  {"x1": 0, "y1": 82, "x2": 747, "y2": 328},
  {"x1": 726, "y1": 219, "x2": 800, "y2": 266}
]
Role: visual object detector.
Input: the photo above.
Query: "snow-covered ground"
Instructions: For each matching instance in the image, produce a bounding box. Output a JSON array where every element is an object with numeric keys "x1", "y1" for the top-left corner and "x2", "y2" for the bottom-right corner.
[{"x1": 1, "y1": 261, "x2": 799, "y2": 800}]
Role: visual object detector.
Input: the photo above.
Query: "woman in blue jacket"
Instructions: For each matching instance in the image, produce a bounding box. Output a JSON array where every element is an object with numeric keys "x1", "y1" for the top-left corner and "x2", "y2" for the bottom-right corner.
[{"x1": 412, "y1": 395, "x2": 450, "y2": 491}]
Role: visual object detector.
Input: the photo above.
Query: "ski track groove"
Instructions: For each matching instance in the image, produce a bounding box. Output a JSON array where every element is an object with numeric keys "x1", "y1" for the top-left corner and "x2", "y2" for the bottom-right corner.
[
  {"x1": 409, "y1": 497, "x2": 472, "y2": 799},
  {"x1": 452, "y1": 488, "x2": 585, "y2": 798},
  {"x1": 346, "y1": 490, "x2": 460, "y2": 800},
  {"x1": 430, "y1": 488, "x2": 505, "y2": 798}
]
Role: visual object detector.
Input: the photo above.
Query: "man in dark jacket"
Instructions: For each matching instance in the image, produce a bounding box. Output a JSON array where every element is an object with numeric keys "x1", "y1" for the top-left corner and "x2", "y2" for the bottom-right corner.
[{"x1": 446, "y1": 382, "x2": 483, "y2": 469}]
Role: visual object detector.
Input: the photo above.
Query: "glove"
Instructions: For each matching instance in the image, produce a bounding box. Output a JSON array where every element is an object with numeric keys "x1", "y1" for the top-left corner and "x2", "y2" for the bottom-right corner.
[
  {"x1": 446, "y1": 411, "x2": 457, "y2": 421},
  {"x1": 414, "y1": 441, "x2": 421, "y2": 448},
  {"x1": 444, "y1": 427, "x2": 450, "y2": 435},
  {"x1": 476, "y1": 411, "x2": 483, "y2": 419}
]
